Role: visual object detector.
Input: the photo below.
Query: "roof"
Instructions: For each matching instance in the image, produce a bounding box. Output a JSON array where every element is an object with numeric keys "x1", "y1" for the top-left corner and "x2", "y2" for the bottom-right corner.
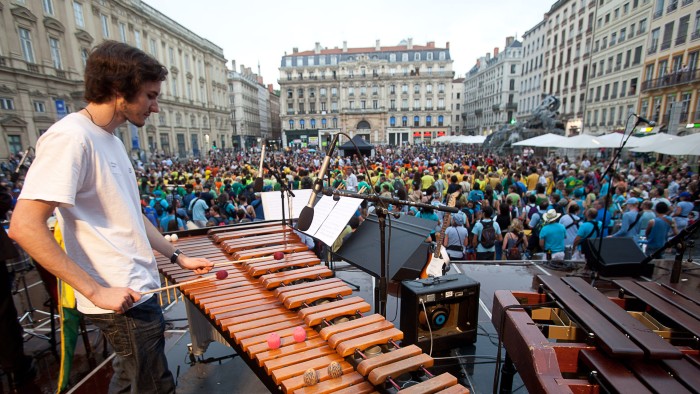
[{"x1": 290, "y1": 43, "x2": 448, "y2": 57}]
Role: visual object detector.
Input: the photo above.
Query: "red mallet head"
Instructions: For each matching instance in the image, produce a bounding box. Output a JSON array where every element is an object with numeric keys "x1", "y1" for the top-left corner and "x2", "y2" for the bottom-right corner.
[
  {"x1": 267, "y1": 332, "x2": 281, "y2": 349},
  {"x1": 293, "y1": 326, "x2": 307, "y2": 343},
  {"x1": 273, "y1": 251, "x2": 285, "y2": 260},
  {"x1": 215, "y1": 270, "x2": 228, "y2": 280}
]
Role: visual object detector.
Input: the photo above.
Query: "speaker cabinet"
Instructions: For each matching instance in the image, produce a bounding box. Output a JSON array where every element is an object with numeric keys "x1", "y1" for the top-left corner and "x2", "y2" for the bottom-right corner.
[
  {"x1": 581, "y1": 237, "x2": 653, "y2": 277},
  {"x1": 400, "y1": 274, "x2": 480, "y2": 353}
]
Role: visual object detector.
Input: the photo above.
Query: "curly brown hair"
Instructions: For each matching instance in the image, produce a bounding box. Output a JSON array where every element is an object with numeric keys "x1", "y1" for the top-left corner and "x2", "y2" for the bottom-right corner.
[{"x1": 84, "y1": 41, "x2": 167, "y2": 104}]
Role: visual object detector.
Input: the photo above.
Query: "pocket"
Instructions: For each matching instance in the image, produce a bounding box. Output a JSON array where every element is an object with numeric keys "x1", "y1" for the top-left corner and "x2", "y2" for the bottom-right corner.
[{"x1": 88, "y1": 314, "x2": 133, "y2": 357}]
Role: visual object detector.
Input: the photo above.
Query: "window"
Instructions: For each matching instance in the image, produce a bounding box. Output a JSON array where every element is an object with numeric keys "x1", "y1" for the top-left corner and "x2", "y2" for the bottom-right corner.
[
  {"x1": 402, "y1": 116, "x2": 408, "y2": 127},
  {"x1": 321, "y1": 118, "x2": 327, "y2": 127},
  {"x1": 360, "y1": 86, "x2": 366, "y2": 96},
  {"x1": 43, "y1": 0, "x2": 54, "y2": 15},
  {"x1": 438, "y1": 83, "x2": 445, "y2": 93},
  {"x1": 169, "y1": 47, "x2": 175, "y2": 65},
  {"x1": 414, "y1": 84, "x2": 420, "y2": 94},
  {"x1": 361, "y1": 100, "x2": 366, "y2": 109},
  {"x1": 7, "y1": 135, "x2": 22, "y2": 155},
  {"x1": 372, "y1": 85, "x2": 378, "y2": 95},
  {"x1": 373, "y1": 100, "x2": 378, "y2": 109},
  {"x1": 402, "y1": 53, "x2": 408, "y2": 62},
  {"x1": 297, "y1": 119, "x2": 304, "y2": 130},
  {"x1": 73, "y1": 1, "x2": 84, "y2": 28},
  {"x1": 81, "y1": 48, "x2": 89, "y2": 66},
  {"x1": 134, "y1": 30, "x2": 142, "y2": 49},
  {"x1": 650, "y1": 28, "x2": 660, "y2": 52},
  {"x1": 413, "y1": 116, "x2": 420, "y2": 127},
  {"x1": 402, "y1": 84, "x2": 408, "y2": 93},
  {"x1": 426, "y1": 98, "x2": 433, "y2": 109},
  {"x1": 32, "y1": 38, "x2": 58, "y2": 68},
  {"x1": 390, "y1": 99, "x2": 396, "y2": 109},
  {"x1": 288, "y1": 120, "x2": 294, "y2": 129},
  {"x1": 18, "y1": 28, "x2": 35, "y2": 64},
  {"x1": 390, "y1": 53, "x2": 396, "y2": 62},
  {"x1": 149, "y1": 39, "x2": 158, "y2": 57},
  {"x1": 310, "y1": 119, "x2": 316, "y2": 128},
  {"x1": 349, "y1": 101, "x2": 354, "y2": 109},
  {"x1": 390, "y1": 116, "x2": 396, "y2": 126},
  {"x1": 677, "y1": 15, "x2": 690, "y2": 45},
  {"x1": 414, "y1": 99, "x2": 420, "y2": 109},
  {"x1": 414, "y1": 52, "x2": 421, "y2": 61},
  {"x1": 119, "y1": 22, "x2": 127, "y2": 43},
  {"x1": 348, "y1": 87, "x2": 354, "y2": 96},
  {"x1": 0, "y1": 97, "x2": 15, "y2": 110},
  {"x1": 332, "y1": 117, "x2": 338, "y2": 128},
  {"x1": 101, "y1": 14, "x2": 110, "y2": 37},
  {"x1": 639, "y1": 18, "x2": 648, "y2": 34},
  {"x1": 331, "y1": 87, "x2": 338, "y2": 96},
  {"x1": 426, "y1": 84, "x2": 433, "y2": 93},
  {"x1": 438, "y1": 115, "x2": 444, "y2": 126},
  {"x1": 426, "y1": 115, "x2": 432, "y2": 127}
]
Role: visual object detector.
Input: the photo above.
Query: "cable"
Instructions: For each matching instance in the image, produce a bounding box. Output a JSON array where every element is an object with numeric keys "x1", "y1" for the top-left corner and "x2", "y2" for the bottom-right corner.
[{"x1": 420, "y1": 298, "x2": 433, "y2": 357}]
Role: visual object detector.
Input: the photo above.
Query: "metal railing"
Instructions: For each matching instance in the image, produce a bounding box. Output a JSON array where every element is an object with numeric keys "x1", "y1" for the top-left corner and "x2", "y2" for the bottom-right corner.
[{"x1": 640, "y1": 68, "x2": 700, "y2": 91}]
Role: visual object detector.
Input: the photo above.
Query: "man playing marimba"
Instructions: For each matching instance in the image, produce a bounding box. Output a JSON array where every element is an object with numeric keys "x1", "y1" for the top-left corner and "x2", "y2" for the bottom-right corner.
[{"x1": 9, "y1": 41, "x2": 212, "y2": 393}]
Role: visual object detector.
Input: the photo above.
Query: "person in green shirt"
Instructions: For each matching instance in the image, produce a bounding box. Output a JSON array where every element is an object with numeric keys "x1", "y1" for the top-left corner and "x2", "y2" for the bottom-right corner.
[{"x1": 357, "y1": 174, "x2": 371, "y2": 194}]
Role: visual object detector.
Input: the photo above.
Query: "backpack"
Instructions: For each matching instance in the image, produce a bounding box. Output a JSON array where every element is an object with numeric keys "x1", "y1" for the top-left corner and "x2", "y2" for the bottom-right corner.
[
  {"x1": 506, "y1": 232, "x2": 523, "y2": 260},
  {"x1": 564, "y1": 214, "x2": 580, "y2": 230},
  {"x1": 393, "y1": 178, "x2": 403, "y2": 192},
  {"x1": 479, "y1": 220, "x2": 497, "y2": 249},
  {"x1": 527, "y1": 204, "x2": 539, "y2": 219},
  {"x1": 154, "y1": 198, "x2": 166, "y2": 217},
  {"x1": 527, "y1": 219, "x2": 546, "y2": 253}
]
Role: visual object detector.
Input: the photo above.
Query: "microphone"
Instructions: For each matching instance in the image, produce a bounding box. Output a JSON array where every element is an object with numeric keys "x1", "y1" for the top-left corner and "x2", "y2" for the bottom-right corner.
[
  {"x1": 634, "y1": 114, "x2": 656, "y2": 127},
  {"x1": 297, "y1": 134, "x2": 339, "y2": 231},
  {"x1": 253, "y1": 144, "x2": 266, "y2": 192}
]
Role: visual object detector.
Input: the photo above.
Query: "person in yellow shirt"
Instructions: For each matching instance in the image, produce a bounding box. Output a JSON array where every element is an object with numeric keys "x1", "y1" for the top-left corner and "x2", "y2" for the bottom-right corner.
[
  {"x1": 420, "y1": 170, "x2": 435, "y2": 191},
  {"x1": 526, "y1": 169, "x2": 540, "y2": 191}
]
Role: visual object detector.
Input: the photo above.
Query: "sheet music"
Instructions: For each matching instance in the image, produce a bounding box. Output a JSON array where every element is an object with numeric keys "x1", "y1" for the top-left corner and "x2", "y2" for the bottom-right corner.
[
  {"x1": 302, "y1": 195, "x2": 362, "y2": 247},
  {"x1": 260, "y1": 189, "x2": 313, "y2": 220}
]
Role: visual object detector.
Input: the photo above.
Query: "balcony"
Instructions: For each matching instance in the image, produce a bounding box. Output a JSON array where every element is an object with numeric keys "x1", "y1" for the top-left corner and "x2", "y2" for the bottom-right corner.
[
  {"x1": 648, "y1": 46, "x2": 658, "y2": 55},
  {"x1": 505, "y1": 103, "x2": 517, "y2": 111},
  {"x1": 660, "y1": 40, "x2": 672, "y2": 50},
  {"x1": 475, "y1": 109, "x2": 483, "y2": 116},
  {"x1": 27, "y1": 63, "x2": 39, "y2": 73},
  {"x1": 401, "y1": 107, "x2": 409, "y2": 111},
  {"x1": 676, "y1": 35, "x2": 687, "y2": 45},
  {"x1": 492, "y1": 104, "x2": 501, "y2": 111},
  {"x1": 576, "y1": 33, "x2": 583, "y2": 41},
  {"x1": 693, "y1": 31, "x2": 700, "y2": 41},
  {"x1": 653, "y1": 9, "x2": 663, "y2": 19},
  {"x1": 641, "y1": 69, "x2": 700, "y2": 92},
  {"x1": 683, "y1": 0, "x2": 693, "y2": 5},
  {"x1": 614, "y1": 65, "x2": 621, "y2": 71},
  {"x1": 437, "y1": 106, "x2": 446, "y2": 110},
  {"x1": 0, "y1": 57, "x2": 6, "y2": 67}
]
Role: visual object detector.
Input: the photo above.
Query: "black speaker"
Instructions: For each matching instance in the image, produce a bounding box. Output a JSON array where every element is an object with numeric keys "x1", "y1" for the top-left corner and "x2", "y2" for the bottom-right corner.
[
  {"x1": 581, "y1": 237, "x2": 653, "y2": 277},
  {"x1": 400, "y1": 274, "x2": 480, "y2": 353}
]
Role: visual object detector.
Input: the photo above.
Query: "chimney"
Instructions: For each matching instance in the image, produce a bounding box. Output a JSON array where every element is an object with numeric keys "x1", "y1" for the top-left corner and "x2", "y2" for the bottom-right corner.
[
  {"x1": 240, "y1": 64, "x2": 245, "y2": 73},
  {"x1": 506, "y1": 36, "x2": 515, "y2": 47},
  {"x1": 231, "y1": 59, "x2": 236, "y2": 71},
  {"x1": 407, "y1": 38, "x2": 413, "y2": 49},
  {"x1": 427, "y1": 41, "x2": 435, "y2": 48},
  {"x1": 375, "y1": 39, "x2": 380, "y2": 51},
  {"x1": 268, "y1": 84, "x2": 273, "y2": 93},
  {"x1": 446, "y1": 41, "x2": 450, "y2": 49},
  {"x1": 494, "y1": 47, "x2": 499, "y2": 57},
  {"x1": 486, "y1": 52, "x2": 490, "y2": 61},
  {"x1": 314, "y1": 42, "x2": 321, "y2": 54},
  {"x1": 343, "y1": 41, "x2": 348, "y2": 52},
  {"x1": 292, "y1": 47, "x2": 298, "y2": 54}
]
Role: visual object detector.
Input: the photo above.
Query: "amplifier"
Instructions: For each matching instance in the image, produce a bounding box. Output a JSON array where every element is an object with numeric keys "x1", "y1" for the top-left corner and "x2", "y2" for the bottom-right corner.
[{"x1": 400, "y1": 274, "x2": 480, "y2": 353}]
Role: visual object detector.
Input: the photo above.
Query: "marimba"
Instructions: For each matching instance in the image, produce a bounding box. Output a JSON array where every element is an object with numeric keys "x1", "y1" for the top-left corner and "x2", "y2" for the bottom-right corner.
[
  {"x1": 492, "y1": 275, "x2": 700, "y2": 393},
  {"x1": 156, "y1": 221, "x2": 469, "y2": 393}
]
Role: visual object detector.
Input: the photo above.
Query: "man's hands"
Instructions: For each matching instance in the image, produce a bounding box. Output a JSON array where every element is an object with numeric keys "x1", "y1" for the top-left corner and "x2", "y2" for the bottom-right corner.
[
  {"x1": 91, "y1": 287, "x2": 142, "y2": 314},
  {"x1": 177, "y1": 254, "x2": 213, "y2": 275}
]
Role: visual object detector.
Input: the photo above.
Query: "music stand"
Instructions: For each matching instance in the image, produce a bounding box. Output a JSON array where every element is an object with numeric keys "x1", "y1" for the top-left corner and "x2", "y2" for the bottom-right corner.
[{"x1": 335, "y1": 213, "x2": 435, "y2": 313}]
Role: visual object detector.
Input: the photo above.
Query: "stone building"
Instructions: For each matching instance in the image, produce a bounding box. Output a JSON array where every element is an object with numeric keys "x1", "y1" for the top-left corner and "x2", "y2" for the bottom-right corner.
[
  {"x1": 585, "y1": 0, "x2": 653, "y2": 134},
  {"x1": 0, "y1": 0, "x2": 229, "y2": 160},
  {"x1": 639, "y1": 0, "x2": 700, "y2": 135},
  {"x1": 518, "y1": 20, "x2": 548, "y2": 123},
  {"x1": 278, "y1": 39, "x2": 454, "y2": 148},
  {"x1": 463, "y1": 37, "x2": 523, "y2": 135}
]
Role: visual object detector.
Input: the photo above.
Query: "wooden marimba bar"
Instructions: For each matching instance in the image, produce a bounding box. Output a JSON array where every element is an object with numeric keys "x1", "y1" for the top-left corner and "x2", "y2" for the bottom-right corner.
[
  {"x1": 156, "y1": 221, "x2": 469, "y2": 393},
  {"x1": 492, "y1": 275, "x2": 700, "y2": 393}
]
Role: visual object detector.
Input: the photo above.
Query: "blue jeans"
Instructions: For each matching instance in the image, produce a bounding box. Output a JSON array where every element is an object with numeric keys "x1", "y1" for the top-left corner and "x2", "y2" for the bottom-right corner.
[{"x1": 88, "y1": 296, "x2": 175, "y2": 394}]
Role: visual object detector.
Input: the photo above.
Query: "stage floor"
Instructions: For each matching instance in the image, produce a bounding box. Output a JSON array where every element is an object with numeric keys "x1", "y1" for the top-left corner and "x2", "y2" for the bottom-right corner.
[{"x1": 5, "y1": 255, "x2": 700, "y2": 393}]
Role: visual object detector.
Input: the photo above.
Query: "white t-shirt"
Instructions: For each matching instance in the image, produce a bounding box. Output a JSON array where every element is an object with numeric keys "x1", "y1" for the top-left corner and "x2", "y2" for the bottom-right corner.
[{"x1": 19, "y1": 113, "x2": 158, "y2": 314}]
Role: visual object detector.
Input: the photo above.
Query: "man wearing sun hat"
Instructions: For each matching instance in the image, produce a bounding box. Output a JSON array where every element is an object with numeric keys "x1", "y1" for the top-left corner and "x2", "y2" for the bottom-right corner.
[{"x1": 538, "y1": 209, "x2": 566, "y2": 260}]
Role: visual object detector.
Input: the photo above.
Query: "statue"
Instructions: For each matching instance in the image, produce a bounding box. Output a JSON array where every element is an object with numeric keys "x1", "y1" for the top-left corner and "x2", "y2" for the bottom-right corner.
[{"x1": 482, "y1": 95, "x2": 565, "y2": 151}]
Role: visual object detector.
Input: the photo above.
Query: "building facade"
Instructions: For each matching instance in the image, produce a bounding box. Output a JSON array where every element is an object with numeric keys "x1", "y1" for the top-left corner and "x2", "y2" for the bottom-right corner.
[
  {"x1": 278, "y1": 39, "x2": 454, "y2": 148},
  {"x1": 451, "y1": 77, "x2": 464, "y2": 135},
  {"x1": 639, "y1": 0, "x2": 700, "y2": 135},
  {"x1": 540, "y1": 0, "x2": 598, "y2": 135},
  {"x1": 518, "y1": 20, "x2": 548, "y2": 122},
  {"x1": 228, "y1": 61, "x2": 261, "y2": 150},
  {"x1": 585, "y1": 0, "x2": 653, "y2": 134},
  {"x1": 0, "y1": 0, "x2": 229, "y2": 161},
  {"x1": 463, "y1": 37, "x2": 523, "y2": 135}
]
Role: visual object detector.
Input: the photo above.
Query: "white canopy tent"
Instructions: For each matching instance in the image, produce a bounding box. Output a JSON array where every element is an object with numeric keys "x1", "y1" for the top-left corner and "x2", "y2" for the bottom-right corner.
[
  {"x1": 594, "y1": 133, "x2": 642, "y2": 148},
  {"x1": 630, "y1": 133, "x2": 681, "y2": 153},
  {"x1": 633, "y1": 133, "x2": 700, "y2": 155},
  {"x1": 451, "y1": 135, "x2": 487, "y2": 144},
  {"x1": 550, "y1": 133, "x2": 623, "y2": 149},
  {"x1": 512, "y1": 133, "x2": 566, "y2": 147}
]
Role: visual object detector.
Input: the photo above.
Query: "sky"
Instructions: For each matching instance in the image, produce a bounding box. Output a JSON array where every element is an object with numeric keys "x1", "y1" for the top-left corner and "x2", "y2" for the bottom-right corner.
[{"x1": 144, "y1": 0, "x2": 555, "y2": 89}]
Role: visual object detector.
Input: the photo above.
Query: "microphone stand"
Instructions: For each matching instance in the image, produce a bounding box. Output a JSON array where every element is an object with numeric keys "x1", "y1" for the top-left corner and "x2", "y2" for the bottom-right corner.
[
  {"x1": 329, "y1": 188, "x2": 459, "y2": 316},
  {"x1": 264, "y1": 162, "x2": 295, "y2": 228},
  {"x1": 593, "y1": 116, "x2": 648, "y2": 278}
]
